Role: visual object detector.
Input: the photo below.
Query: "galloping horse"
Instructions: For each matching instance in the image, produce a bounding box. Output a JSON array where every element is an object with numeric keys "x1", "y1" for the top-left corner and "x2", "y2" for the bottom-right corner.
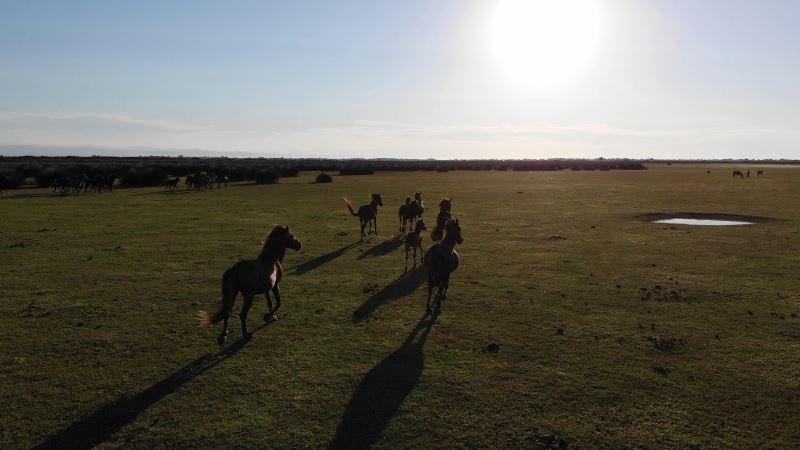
[
  {"x1": 200, "y1": 226, "x2": 302, "y2": 344},
  {"x1": 424, "y1": 219, "x2": 463, "y2": 314},
  {"x1": 344, "y1": 193, "x2": 383, "y2": 241},
  {"x1": 405, "y1": 219, "x2": 427, "y2": 272},
  {"x1": 398, "y1": 192, "x2": 425, "y2": 232},
  {"x1": 163, "y1": 177, "x2": 180, "y2": 190},
  {"x1": 431, "y1": 198, "x2": 452, "y2": 241},
  {"x1": 732, "y1": 170, "x2": 744, "y2": 179}
]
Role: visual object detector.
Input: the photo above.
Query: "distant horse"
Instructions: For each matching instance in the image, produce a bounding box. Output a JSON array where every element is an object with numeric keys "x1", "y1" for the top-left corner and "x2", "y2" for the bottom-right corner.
[
  {"x1": 0, "y1": 174, "x2": 7, "y2": 199},
  {"x1": 163, "y1": 177, "x2": 180, "y2": 190},
  {"x1": 746, "y1": 170, "x2": 751, "y2": 178},
  {"x1": 424, "y1": 219, "x2": 463, "y2": 314},
  {"x1": 200, "y1": 226, "x2": 302, "y2": 345},
  {"x1": 405, "y1": 219, "x2": 427, "y2": 272},
  {"x1": 431, "y1": 198, "x2": 453, "y2": 241},
  {"x1": 757, "y1": 170, "x2": 764, "y2": 177},
  {"x1": 732, "y1": 171, "x2": 744, "y2": 179},
  {"x1": 344, "y1": 193, "x2": 383, "y2": 241},
  {"x1": 217, "y1": 175, "x2": 229, "y2": 188}
]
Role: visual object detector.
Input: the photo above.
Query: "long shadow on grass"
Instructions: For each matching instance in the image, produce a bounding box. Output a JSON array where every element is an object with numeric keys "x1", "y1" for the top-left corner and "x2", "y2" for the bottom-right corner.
[
  {"x1": 357, "y1": 234, "x2": 404, "y2": 259},
  {"x1": 2, "y1": 192, "x2": 77, "y2": 199},
  {"x1": 132, "y1": 189, "x2": 192, "y2": 196},
  {"x1": 329, "y1": 310, "x2": 438, "y2": 450},
  {"x1": 32, "y1": 327, "x2": 265, "y2": 450},
  {"x1": 292, "y1": 242, "x2": 360, "y2": 275},
  {"x1": 352, "y1": 267, "x2": 426, "y2": 323}
]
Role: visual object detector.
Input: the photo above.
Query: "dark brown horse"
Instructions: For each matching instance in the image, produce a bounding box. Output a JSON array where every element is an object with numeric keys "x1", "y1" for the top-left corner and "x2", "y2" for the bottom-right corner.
[
  {"x1": 732, "y1": 170, "x2": 744, "y2": 178},
  {"x1": 431, "y1": 198, "x2": 452, "y2": 241},
  {"x1": 200, "y1": 226, "x2": 302, "y2": 344},
  {"x1": 757, "y1": 170, "x2": 764, "y2": 177},
  {"x1": 405, "y1": 219, "x2": 427, "y2": 272},
  {"x1": 344, "y1": 193, "x2": 383, "y2": 241},
  {"x1": 424, "y1": 219, "x2": 463, "y2": 314}
]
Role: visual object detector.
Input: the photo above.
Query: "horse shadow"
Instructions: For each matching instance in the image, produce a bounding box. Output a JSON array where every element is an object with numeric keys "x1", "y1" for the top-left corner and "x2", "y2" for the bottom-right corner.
[
  {"x1": 357, "y1": 234, "x2": 404, "y2": 259},
  {"x1": 328, "y1": 310, "x2": 438, "y2": 450},
  {"x1": 32, "y1": 328, "x2": 264, "y2": 450},
  {"x1": 352, "y1": 267, "x2": 427, "y2": 323},
  {"x1": 292, "y1": 242, "x2": 359, "y2": 275},
  {"x1": 133, "y1": 189, "x2": 192, "y2": 196},
  {"x1": 2, "y1": 192, "x2": 77, "y2": 199}
]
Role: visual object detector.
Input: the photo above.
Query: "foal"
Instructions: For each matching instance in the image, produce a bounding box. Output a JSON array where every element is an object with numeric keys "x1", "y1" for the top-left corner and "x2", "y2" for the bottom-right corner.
[
  {"x1": 424, "y1": 219, "x2": 463, "y2": 314},
  {"x1": 344, "y1": 193, "x2": 383, "y2": 241},
  {"x1": 405, "y1": 219, "x2": 427, "y2": 272},
  {"x1": 200, "y1": 226, "x2": 302, "y2": 344}
]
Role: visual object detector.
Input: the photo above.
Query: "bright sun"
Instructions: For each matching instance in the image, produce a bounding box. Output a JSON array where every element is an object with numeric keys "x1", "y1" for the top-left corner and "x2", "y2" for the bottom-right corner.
[{"x1": 489, "y1": 0, "x2": 602, "y2": 90}]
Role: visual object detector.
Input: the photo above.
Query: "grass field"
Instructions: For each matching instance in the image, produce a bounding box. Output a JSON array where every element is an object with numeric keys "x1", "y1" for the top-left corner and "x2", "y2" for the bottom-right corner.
[{"x1": 2, "y1": 165, "x2": 799, "y2": 449}]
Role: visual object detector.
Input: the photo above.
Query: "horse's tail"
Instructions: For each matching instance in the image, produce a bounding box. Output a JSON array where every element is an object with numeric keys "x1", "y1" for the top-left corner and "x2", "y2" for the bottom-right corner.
[
  {"x1": 198, "y1": 268, "x2": 237, "y2": 328},
  {"x1": 343, "y1": 198, "x2": 358, "y2": 216}
]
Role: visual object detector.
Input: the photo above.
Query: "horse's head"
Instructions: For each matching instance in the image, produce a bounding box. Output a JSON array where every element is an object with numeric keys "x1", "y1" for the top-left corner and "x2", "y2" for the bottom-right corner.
[
  {"x1": 439, "y1": 198, "x2": 452, "y2": 211},
  {"x1": 265, "y1": 226, "x2": 302, "y2": 251},
  {"x1": 414, "y1": 220, "x2": 427, "y2": 232},
  {"x1": 445, "y1": 219, "x2": 463, "y2": 244},
  {"x1": 405, "y1": 196, "x2": 412, "y2": 205},
  {"x1": 414, "y1": 192, "x2": 422, "y2": 202},
  {"x1": 372, "y1": 193, "x2": 383, "y2": 206}
]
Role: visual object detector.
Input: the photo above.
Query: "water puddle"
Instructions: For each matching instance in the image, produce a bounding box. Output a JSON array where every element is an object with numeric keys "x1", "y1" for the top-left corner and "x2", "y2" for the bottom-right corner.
[{"x1": 653, "y1": 218, "x2": 753, "y2": 226}]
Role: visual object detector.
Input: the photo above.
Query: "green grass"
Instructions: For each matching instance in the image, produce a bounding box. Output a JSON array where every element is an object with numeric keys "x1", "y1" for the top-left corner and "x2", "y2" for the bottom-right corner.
[{"x1": 2, "y1": 165, "x2": 799, "y2": 448}]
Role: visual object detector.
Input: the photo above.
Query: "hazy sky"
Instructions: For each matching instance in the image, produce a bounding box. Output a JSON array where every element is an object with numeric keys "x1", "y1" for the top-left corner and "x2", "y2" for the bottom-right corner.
[{"x1": 1, "y1": 0, "x2": 799, "y2": 159}]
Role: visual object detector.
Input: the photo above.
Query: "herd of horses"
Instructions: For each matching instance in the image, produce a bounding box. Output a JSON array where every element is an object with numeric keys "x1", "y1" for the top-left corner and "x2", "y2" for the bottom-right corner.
[
  {"x1": 180, "y1": 172, "x2": 229, "y2": 191},
  {"x1": 201, "y1": 192, "x2": 463, "y2": 344},
  {"x1": 732, "y1": 169, "x2": 764, "y2": 178}
]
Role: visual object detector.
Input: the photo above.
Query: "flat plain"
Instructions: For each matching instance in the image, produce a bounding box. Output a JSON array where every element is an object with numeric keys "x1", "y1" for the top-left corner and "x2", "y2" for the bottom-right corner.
[{"x1": 2, "y1": 164, "x2": 799, "y2": 448}]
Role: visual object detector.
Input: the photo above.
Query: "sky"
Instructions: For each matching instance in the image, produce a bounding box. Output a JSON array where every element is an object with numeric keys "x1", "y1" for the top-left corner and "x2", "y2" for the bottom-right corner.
[{"x1": 1, "y1": 0, "x2": 799, "y2": 159}]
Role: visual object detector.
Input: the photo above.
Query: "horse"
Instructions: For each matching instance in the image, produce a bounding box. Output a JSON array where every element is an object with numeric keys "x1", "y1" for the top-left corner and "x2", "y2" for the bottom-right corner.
[
  {"x1": 199, "y1": 226, "x2": 302, "y2": 345},
  {"x1": 431, "y1": 198, "x2": 452, "y2": 241},
  {"x1": 732, "y1": 170, "x2": 744, "y2": 179},
  {"x1": 217, "y1": 175, "x2": 229, "y2": 188},
  {"x1": 746, "y1": 170, "x2": 751, "y2": 178},
  {"x1": 757, "y1": 170, "x2": 764, "y2": 177},
  {"x1": 344, "y1": 193, "x2": 383, "y2": 241},
  {"x1": 0, "y1": 174, "x2": 7, "y2": 199},
  {"x1": 405, "y1": 219, "x2": 427, "y2": 272},
  {"x1": 163, "y1": 177, "x2": 180, "y2": 190},
  {"x1": 398, "y1": 192, "x2": 425, "y2": 232},
  {"x1": 424, "y1": 219, "x2": 463, "y2": 314}
]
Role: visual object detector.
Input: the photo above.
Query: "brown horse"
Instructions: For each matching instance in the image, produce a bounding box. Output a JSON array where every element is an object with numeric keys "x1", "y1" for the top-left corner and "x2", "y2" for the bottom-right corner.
[
  {"x1": 199, "y1": 226, "x2": 302, "y2": 345},
  {"x1": 344, "y1": 193, "x2": 383, "y2": 241},
  {"x1": 732, "y1": 170, "x2": 744, "y2": 178},
  {"x1": 757, "y1": 170, "x2": 764, "y2": 177},
  {"x1": 405, "y1": 219, "x2": 427, "y2": 272},
  {"x1": 431, "y1": 198, "x2": 452, "y2": 241},
  {"x1": 424, "y1": 219, "x2": 463, "y2": 314}
]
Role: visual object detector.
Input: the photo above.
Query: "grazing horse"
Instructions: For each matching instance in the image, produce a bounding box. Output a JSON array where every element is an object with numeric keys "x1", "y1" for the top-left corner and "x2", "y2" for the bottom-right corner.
[
  {"x1": 424, "y1": 219, "x2": 463, "y2": 314},
  {"x1": 163, "y1": 177, "x2": 180, "y2": 190},
  {"x1": 431, "y1": 198, "x2": 453, "y2": 241},
  {"x1": 732, "y1": 170, "x2": 744, "y2": 179},
  {"x1": 757, "y1": 170, "x2": 764, "y2": 177},
  {"x1": 344, "y1": 193, "x2": 383, "y2": 241},
  {"x1": 200, "y1": 226, "x2": 302, "y2": 345},
  {"x1": 405, "y1": 219, "x2": 427, "y2": 272}
]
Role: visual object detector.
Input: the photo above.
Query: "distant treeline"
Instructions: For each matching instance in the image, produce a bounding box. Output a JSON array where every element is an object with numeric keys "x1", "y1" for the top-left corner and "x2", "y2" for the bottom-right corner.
[{"x1": 0, "y1": 156, "x2": 646, "y2": 189}]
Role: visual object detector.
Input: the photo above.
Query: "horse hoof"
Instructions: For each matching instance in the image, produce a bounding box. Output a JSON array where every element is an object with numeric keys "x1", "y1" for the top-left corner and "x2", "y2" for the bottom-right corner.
[{"x1": 217, "y1": 334, "x2": 227, "y2": 346}]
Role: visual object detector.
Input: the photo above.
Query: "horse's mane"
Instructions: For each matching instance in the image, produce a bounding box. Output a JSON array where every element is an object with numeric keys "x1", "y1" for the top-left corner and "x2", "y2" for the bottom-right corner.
[{"x1": 261, "y1": 225, "x2": 286, "y2": 253}]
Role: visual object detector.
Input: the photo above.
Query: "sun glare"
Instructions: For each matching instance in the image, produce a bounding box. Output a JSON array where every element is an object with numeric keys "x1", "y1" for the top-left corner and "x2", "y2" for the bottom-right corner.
[{"x1": 489, "y1": 0, "x2": 602, "y2": 90}]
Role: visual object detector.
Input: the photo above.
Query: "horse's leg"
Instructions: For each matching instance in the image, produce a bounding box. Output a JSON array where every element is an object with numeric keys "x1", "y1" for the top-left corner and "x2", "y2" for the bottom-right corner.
[
  {"x1": 360, "y1": 218, "x2": 366, "y2": 241},
  {"x1": 240, "y1": 293, "x2": 255, "y2": 339},
  {"x1": 374, "y1": 217, "x2": 378, "y2": 235},
  {"x1": 426, "y1": 274, "x2": 435, "y2": 315},
  {"x1": 412, "y1": 245, "x2": 417, "y2": 268},
  {"x1": 271, "y1": 284, "x2": 282, "y2": 319},
  {"x1": 263, "y1": 291, "x2": 274, "y2": 322}
]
